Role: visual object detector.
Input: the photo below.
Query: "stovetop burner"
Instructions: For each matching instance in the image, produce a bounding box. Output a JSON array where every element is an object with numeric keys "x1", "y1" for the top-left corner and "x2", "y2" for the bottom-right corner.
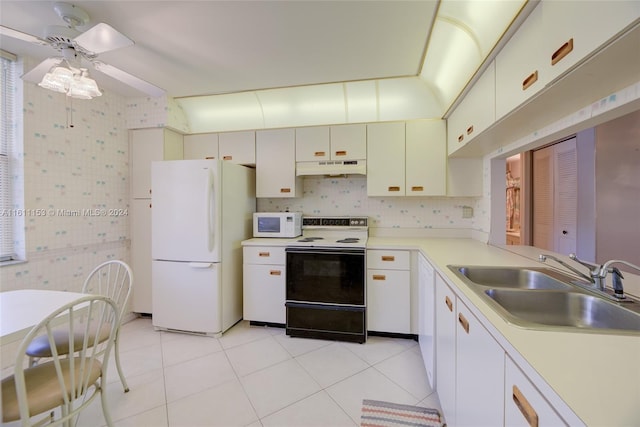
[
  {"x1": 288, "y1": 216, "x2": 368, "y2": 249},
  {"x1": 297, "y1": 237, "x2": 324, "y2": 242}
]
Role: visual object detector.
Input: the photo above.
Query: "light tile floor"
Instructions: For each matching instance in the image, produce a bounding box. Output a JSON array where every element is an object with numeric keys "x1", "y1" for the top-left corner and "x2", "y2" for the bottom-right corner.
[{"x1": 39, "y1": 318, "x2": 444, "y2": 426}]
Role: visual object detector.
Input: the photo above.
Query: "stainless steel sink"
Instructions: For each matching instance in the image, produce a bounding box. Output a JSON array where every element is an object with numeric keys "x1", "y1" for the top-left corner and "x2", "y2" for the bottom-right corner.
[
  {"x1": 485, "y1": 289, "x2": 640, "y2": 332},
  {"x1": 452, "y1": 266, "x2": 576, "y2": 290},
  {"x1": 447, "y1": 265, "x2": 640, "y2": 335}
]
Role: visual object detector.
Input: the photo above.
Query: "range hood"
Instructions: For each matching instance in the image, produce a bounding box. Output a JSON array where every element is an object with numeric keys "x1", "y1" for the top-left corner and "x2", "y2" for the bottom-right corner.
[{"x1": 296, "y1": 160, "x2": 367, "y2": 176}]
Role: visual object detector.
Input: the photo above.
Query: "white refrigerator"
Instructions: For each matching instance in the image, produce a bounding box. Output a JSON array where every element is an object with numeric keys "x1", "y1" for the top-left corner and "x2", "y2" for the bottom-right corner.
[{"x1": 151, "y1": 159, "x2": 255, "y2": 336}]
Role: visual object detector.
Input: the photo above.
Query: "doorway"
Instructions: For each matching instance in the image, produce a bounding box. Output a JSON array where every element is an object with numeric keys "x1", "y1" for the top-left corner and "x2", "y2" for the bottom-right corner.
[{"x1": 505, "y1": 154, "x2": 522, "y2": 245}]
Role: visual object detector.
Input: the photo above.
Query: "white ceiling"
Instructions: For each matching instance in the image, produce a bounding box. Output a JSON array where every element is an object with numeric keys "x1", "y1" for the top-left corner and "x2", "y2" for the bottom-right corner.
[{"x1": 0, "y1": 1, "x2": 439, "y2": 98}]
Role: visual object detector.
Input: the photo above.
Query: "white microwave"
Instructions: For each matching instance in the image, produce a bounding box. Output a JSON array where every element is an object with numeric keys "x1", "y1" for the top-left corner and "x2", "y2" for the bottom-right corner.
[{"x1": 253, "y1": 212, "x2": 302, "y2": 238}]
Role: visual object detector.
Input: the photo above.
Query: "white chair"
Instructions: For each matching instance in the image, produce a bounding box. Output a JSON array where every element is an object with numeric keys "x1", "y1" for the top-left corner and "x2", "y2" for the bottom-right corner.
[
  {"x1": 26, "y1": 260, "x2": 133, "y2": 393},
  {"x1": 1, "y1": 294, "x2": 119, "y2": 427}
]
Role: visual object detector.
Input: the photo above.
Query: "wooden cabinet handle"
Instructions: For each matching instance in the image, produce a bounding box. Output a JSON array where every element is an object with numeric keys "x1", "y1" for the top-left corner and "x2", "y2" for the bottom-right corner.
[
  {"x1": 458, "y1": 313, "x2": 470, "y2": 334},
  {"x1": 411, "y1": 186, "x2": 424, "y2": 192},
  {"x1": 269, "y1": 270, "x2": 281, "y2": 276},
  {"x1": 280, "y1": 188, "x2": 291, "y2": 193},
  {"x1": 205, "y1": 156, "x2": 216, "y2": 160},
  {"x1": 445, "y1": 296, "x2": 453, "y2": 312},
  {"x1": 381, "y1": 255, "x2": 395, "y2": 261},
  {"x1": 458, "y1": 134, "x2": 464, "y2": 143},
  {"x1": 372, "y1": 274, "x2": 386, "y2": 280},
  {"x1": 149, "y1": 203, "x2": 152, "y2": 208},
  {"x1": 522, "y1": 71, "x2": 538, "y2": 91},
  {"x1": 513, "y1": 385, "x2": 539, "y2": 427},
  {"x1": 388, "y1": 186, "x2": 400, "y2": 192},
  {"x1": 223, "y1": 155, "x2": 232, "y2": 160},
  {"x1": 314, "y1": 151, "x2": 326, "y2": 157},
  {"x1": 258, "y1": 252, "x2": 270, "y2": 257},
  {"x1": 551, "y1": 38, "x2": 574, "y2": 66},
  {"x1": 335, "y1": 150, "x2": 347, "y2": 156},
  {"x1": 149, "y1": 188, "x2": 152, "y2": 195},
  {"x1": 466, "y1": 125, "x2": 474, "y2": 135}
]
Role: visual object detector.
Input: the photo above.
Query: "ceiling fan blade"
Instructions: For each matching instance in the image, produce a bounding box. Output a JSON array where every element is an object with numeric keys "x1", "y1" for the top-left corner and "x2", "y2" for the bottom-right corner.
[
  {"x1": 92, "y1": 61, "x2": 165, "y2": 97},
  {"x1": 0, "y1": 25, "x2": 49, "y2": 46},
  {"x1": 21, "y1": 57, "x2": 63, "y2": 83},
  {"x1": 74, "y1": 23, "x2": 133, "y2": 55}
]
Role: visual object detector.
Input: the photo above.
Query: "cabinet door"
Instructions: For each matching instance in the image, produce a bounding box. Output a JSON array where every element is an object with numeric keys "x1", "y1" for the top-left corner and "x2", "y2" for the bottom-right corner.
[
  {"x1": 542, "y1": 0, "x2": 640, "y2": 83},
  {"x1": 447, "y1": 158, "x2": 483, "y2": 197},
  {"x1": 131, "y1": 199, "x2": 152, "y2": 313},
  {"x1": 330, "y1": 124, "x2": 367, "y2": 160},
  {"x1": 505, "y1": 356, "x2": 567, "y2": 427},
  {"x1": 418, "y1": 254, "x2": 436, "y2": 388},
  {"x1": 367, "y1": 122, "x2": 406, "y2": 196},
  {"x1": 367, "y1": 269, "x2": 410, "y2": 334},
  {"x1": 406, "y1": 120, "x2": 446, "y2": 196},
  {"x1": 219, "y1": 131, "x2": 256, "y2": 165},
  {"x1": 495, "y1": 3, "x2": 545, "y2": 120},
  {"x1": 456, "y1": 301, "x2": 505, "y2": 427},
  {"x1": 184, "y1": 133, "x2": 219, "y2": 160},
  {"x1": 256, "y1": 128, "x2": 301, "y2": 198},
  {"x1": 243, "y1": 263, "x2": 286, "y2": 324},
  {"x1": 296, "y1": 126, "x2": 330, "y2": 162},
  {"x1": 435, "y1": 274, "x2": 457, "y2": 427},
  {"x1": 131, "y1": 129, "x2": 165, "y2": 199}
]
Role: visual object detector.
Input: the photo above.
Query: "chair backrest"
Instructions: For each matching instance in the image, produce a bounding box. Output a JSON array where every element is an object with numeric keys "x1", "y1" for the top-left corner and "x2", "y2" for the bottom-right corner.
[
  {"x1": 9, "y1": 295, "x2": 119, "y2": 425},
  {"x1": 82, "y1": 260, "x2": 133, "y2": 318}
]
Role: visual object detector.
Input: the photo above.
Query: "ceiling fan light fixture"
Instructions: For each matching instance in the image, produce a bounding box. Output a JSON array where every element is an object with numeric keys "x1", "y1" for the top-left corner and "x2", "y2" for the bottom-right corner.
[{"x1": 38, "y1": 62, "x2": 102, "y2": 99}]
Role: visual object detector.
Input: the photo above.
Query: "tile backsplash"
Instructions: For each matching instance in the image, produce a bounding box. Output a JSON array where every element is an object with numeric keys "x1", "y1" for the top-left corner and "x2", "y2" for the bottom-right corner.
[{"x1": 258, "y1": 176, "x2": 483, "y2": 233}]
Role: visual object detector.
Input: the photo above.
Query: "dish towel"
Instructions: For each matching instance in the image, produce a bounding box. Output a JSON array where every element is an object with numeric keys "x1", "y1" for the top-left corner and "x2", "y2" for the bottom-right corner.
[{"x1": 361, "y1": 399, "x2": 444, "y2": 427}]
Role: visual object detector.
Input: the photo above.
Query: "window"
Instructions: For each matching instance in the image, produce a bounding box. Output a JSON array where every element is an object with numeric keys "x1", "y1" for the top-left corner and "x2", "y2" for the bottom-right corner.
[{"x1": 1, "y1": 53, "x2": 16, "y2": 261}]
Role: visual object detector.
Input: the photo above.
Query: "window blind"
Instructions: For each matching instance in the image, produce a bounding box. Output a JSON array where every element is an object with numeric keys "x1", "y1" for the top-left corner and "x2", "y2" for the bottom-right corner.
[{"x1": 0, "y1": 55, "x2": 15, "y2": 261}]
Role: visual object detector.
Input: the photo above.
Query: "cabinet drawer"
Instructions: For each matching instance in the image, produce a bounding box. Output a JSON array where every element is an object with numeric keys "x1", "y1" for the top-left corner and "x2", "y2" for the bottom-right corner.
[
  {"x1": 243, "y1": 246, "x2": 286, "y2": 264},
  {"x1": 367, "y1": 250, "x2": 410, "y2": 270},
  {"x1": 505, "y1": 356, "x2": 567, "y2": 427}
]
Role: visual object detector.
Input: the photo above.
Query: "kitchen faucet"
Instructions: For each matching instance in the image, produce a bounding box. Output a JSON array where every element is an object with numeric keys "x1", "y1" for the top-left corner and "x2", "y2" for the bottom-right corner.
[
  {"x1": 540, "y1": 253, "x2": 640, "y2": 300},
  {"x1": 538, "y1": 254, "x2": 597, "y2": 285}
]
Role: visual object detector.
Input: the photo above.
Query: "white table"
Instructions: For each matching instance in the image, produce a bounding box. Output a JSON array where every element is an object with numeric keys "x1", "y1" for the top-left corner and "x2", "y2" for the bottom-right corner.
[{"x1": 0, "y1": 289, "x2": 87, "y2": 345}]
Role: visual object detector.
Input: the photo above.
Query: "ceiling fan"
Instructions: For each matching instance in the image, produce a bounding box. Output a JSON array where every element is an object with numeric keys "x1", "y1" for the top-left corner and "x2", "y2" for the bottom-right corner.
[{"x1": 0, "y1": 2, "x2": 165, "y2": 98}]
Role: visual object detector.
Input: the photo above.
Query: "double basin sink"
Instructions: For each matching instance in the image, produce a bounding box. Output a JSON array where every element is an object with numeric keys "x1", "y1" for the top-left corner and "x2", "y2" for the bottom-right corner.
[{"x1": 448, "y1": 265, "x2": 640, "y2": 335}]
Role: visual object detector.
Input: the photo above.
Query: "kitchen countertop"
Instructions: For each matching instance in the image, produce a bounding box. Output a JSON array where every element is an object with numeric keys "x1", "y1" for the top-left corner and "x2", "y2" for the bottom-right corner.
[
  {"x1": 242, "y1": 236, "x2": 639, "y2": 425},
  {"x1": 367, "y1": 237, "x2": 640, "y2": 427}
]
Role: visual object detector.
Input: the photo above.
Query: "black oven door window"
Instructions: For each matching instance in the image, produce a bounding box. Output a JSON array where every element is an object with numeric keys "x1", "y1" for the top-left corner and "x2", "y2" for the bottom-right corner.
[{"x1": 286, "y1": 248, "x2": 365, "y2": 305}]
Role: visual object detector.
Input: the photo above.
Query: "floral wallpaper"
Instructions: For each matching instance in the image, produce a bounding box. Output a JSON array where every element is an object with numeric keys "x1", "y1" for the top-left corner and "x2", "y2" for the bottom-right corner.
[
  {"x1": 258, "y1": 176, "x2": 485, "y2": 233},
  {"x1": 0, "y1": 57, "x2": 130, "y2": 292}
]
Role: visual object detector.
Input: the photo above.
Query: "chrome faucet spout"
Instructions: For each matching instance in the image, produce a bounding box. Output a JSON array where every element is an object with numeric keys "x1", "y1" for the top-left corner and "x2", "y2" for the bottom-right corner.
[
  {"x1": 538, "y1": 254, "x2": 595, "y2": 284},
  {"x1": 598, "y1": 260, "x2": 640, "y2": 300}
]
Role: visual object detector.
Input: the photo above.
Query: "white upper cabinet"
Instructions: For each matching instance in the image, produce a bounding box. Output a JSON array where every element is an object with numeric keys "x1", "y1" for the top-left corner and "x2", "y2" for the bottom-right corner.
[
  {"x1": 367, "y1": 122, "x2": 406, "y2": 196},
  {"x1": 406, "y1": 120, "x2": 446, "y2": 196},
  {"x1": 130, "y1": 128, "x2": 183, "y2": 199},
  {"x1": 496, "y1": 3, "x2": 545, "y2": 120},
  {"x1": 256, "y1": 128, "x2": 302, "y2": 198},
  {"x1": 330, "y1": 124, "x2": 367, "y2": 160},
  {"x1": 448, "y1": 61, "x2": 495, "y2": 156},
  {"x1": 542, "y1": 0, "x2": 640, "y2": 83},
  {"x1": 183, "y1": 133, "x2": 219, "y2": 160},
  {"x1": 219, "y1": 130, "x2": 256, "y2": 165},
  {"x1": 295, "y1": 126, "x2": 330, "y2": 162}
]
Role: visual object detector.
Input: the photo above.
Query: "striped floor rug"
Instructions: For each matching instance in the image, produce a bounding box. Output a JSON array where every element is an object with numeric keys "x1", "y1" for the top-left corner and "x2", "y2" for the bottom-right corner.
[{"x1": 361, "y1": 399, "x2": 443, "y2": 427}]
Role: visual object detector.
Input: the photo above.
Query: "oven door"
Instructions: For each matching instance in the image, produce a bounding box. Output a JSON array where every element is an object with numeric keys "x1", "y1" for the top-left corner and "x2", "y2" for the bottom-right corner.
[{"x1": 286, "y1": 247, "x2": 365, "y2": 306}]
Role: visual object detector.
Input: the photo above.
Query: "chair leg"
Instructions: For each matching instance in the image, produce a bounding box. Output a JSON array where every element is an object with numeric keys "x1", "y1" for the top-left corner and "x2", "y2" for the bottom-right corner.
[
  {"x1": 100, "y1": 381, "x2": 115, "y2": 427},
  {"x1": 113, "y1": 334, "x2": 130, "y2": 392}
]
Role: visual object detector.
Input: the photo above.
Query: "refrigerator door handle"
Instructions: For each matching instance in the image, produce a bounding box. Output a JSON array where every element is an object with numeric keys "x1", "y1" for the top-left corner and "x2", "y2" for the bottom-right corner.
[
  {"x1": 188, "y1": 262, "x2": 213, "y2": 268},
  {"x1": 207, "y1": 168, "x2": 216, "y2": 252}
]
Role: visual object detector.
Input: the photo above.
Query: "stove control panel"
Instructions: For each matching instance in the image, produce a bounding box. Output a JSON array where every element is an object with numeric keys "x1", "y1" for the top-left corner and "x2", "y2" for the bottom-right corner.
[{"x1": 302, "y1": 216, "x2": 368, "y2": 228}]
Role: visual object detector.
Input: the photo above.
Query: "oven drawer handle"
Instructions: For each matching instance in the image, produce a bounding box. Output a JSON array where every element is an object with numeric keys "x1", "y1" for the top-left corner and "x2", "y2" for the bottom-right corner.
[
  {"x1": 372, "y1": 274, "x2": 386, "y2": 280},
  {"x1": 381, "y1": 255, "x2": 395, "y2": 262},
  {"x1": 270, "y1": 270, "x2": 281, "y2": 276},
  {"x1": 286, "y1": 249, "x2": 365, "y2": 256}
]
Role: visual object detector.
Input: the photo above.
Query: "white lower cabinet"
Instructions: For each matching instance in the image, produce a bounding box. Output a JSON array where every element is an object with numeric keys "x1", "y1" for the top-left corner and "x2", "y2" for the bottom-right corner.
[
  {"x1": 435, "y1": 274, "x2": 458, "y2": 427},
  {"x1": 418, "y1": 253, "x2": 436, "y2": 388},
  {"x1": 242, "y1": 246, "x2": 286, "y2": 324},
  {"x1": 455, "y1": 301, "x2": 505, "y2": 427},
  {"x1": 505, "y1": 356, "x2": 567, "y2": 427},
  {"x1": 367, "y1": 249, "x2": 411, "y2": 334}
]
